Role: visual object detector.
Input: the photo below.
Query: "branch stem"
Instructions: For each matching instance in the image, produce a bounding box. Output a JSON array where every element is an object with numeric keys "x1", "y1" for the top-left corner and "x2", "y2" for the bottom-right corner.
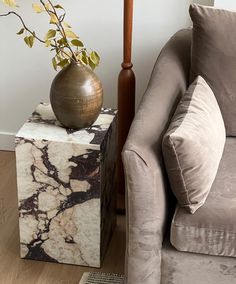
[
  {"x1": 40, "y1": 0, "x2": 77, "y2": 61},
  {"x1": 52, "y1": 39, "x2": 71, "y2": 59},
  {"x1": 0, "y1": 11, "x2": 45, "y2": 43}
]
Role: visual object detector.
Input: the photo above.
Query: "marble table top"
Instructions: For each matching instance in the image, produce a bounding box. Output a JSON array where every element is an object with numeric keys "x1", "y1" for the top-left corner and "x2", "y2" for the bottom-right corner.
[{"x1": 16, "y1": 103, "x2": 117, "y2": 148}]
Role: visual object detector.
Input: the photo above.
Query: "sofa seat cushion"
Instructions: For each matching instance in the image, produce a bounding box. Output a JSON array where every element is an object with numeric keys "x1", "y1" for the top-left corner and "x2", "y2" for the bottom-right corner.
[
  {"x1": 162, "y1": 238, "x2": 236, "y2": 284},
  {"x1": 171, "y1": 137, "x2": 236, "y2": 257}
]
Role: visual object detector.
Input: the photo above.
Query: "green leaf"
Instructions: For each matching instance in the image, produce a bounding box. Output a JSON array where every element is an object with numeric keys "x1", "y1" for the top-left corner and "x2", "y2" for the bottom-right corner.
[
  {"x1": 45, "y1": 39, "x2": 52, "y2": 47},
  {"x1": 52, "y1": 57, "x2": 57, "y2": 70},
  {"x1": 16, "y1": 28, "x2": 24, "y2": 35},
  {"x1": 81, "y1": 50, "x2": 86, "y2": 57},
  {"x1": 71, "y1": 39, "x2": 83, "y2": 47},
  {"x1": 56, "y1": 54, "x2": 62, "y2": 62},
  {"x1": 32, "y1": 3, "x2": 43, "y2": 13},
  {"x1": 24, "y1": 36, "x2": 34, "y2": 48},
  {"x1": 88, "y1": 58, "x2": 96, "y2": 70},
  {"x1": 45, "y1": 3, "x2": 51, "y2": 10},
  {"x1": 2, "y1": 0, "x2": 17, "y2": 7},
  {"x1": 24, "y1": 36, "x2": 29, "y2": 47},
  {"x1": 28, "y1": 35, "x2": 34, "y2": 47},
  {"x1": 50, "y1": 13, "x2": 59, "y2": 24},
  {"x1": 45, "y1": 29, "x2": 56, "y2": 40},
  {"x1": 64, "y1": 29, "x2": 78, "y2": 38},
  {"x1": 54, "y1": 4, "x2": 64, "y2": 9},
  {"x1": 94, "y1": 51, "x2": 100, "y2": 61},
  {"x1": 81, "y1": 52, "x2": 88, "y2": 65},
  {"x1": 62, "y1": 21, "x2": 71, "y2": 28},
  {"x1": 57, "y1": 37, "x2": 66, "y2": 46},
  {"x1": 57, "y1": 58, "x2": 69, "y2": 68},
  {"x1": 90, "y1": 51, "x2": 100, "y2": 66}
]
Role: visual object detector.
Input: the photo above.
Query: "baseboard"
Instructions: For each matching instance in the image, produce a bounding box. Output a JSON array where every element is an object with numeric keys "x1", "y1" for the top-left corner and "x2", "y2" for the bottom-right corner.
[{"x1": 0, "y1": 132, "x2": 15, "y2": 151}]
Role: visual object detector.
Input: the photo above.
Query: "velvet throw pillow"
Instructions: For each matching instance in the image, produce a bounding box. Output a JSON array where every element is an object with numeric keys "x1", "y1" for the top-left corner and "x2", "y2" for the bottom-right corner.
[
  {"x1": 189, "y1": 4, "x2": 236, "y2": 136},
  {"x1": 162, "y1": 76, "x2": 225, "y2": 214}
]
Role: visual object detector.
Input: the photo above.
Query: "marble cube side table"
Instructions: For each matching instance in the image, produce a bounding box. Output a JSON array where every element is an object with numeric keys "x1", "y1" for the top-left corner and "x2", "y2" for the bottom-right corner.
[{"x1": 15, "y1": 103, "x2": 117, "y2": 268}]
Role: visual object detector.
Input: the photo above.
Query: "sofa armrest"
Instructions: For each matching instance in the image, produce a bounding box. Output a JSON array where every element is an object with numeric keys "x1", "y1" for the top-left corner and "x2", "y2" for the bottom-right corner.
[{"x1": 122, "y1": 29, "x2": 191, "y2": 284}]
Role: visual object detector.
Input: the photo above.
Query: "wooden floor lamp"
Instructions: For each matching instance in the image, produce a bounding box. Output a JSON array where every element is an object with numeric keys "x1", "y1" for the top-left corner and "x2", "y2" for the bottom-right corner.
[{"x1": 117, "y1": 0, "x2": 135, "y2": 210}]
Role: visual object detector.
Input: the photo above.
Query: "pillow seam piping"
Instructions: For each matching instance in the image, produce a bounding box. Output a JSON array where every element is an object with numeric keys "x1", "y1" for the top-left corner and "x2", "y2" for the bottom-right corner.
[{"x1": 169, "y1": 136, "x2": 191, "y2": 206}]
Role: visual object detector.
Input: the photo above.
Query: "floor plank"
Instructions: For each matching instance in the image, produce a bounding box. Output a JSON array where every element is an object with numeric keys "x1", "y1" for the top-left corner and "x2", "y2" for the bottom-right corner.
[{"x1": 0, "y1": 151, "x2": 125, "y2": 284}]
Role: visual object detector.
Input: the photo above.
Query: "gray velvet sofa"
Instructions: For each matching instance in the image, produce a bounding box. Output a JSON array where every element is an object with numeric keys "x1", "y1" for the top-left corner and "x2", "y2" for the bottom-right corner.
[{"x1": 122, "y1": 28, "x2": 236, "y2": 284}]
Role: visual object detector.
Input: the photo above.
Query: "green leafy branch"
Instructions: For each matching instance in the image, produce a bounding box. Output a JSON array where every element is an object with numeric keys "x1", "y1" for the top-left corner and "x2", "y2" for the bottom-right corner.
[{"x1": 0, "y1": 0, "x2": 100, "y2": 70}]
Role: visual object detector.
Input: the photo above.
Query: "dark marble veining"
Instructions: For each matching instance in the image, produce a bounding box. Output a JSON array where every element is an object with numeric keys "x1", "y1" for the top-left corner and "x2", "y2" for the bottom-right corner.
[{"x1": 15, "y1": 103, "x2": 117, "y2": 267}]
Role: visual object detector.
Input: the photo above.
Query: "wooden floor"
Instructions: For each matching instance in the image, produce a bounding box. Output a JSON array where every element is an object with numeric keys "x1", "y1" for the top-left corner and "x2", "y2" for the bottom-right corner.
[{"x1": 0, "y1": 151, "x2": 125, "y2": 284}]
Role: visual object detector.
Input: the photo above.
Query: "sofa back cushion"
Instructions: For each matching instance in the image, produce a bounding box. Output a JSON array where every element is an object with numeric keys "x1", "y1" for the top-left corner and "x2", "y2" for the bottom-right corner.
[
  {"x1": 162, "y1": 76, "x2": 226, "y2": 214},
  {"x1": 189, "y1": 4, "x2": 236, "y2": 136}
]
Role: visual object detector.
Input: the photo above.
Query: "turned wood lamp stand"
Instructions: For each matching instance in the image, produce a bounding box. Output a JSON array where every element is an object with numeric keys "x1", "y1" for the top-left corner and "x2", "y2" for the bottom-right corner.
[{"x1": 117, "y1": 0, "x2": 135, "y2": 209}]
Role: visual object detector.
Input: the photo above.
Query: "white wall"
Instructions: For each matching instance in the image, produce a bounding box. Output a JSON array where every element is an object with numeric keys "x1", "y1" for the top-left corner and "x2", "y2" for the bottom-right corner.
[
  {"x1": 214, "y1": 0, "x2": 236, "y2": 10},
  {"x1": 0, "y1": 0, "x2": 213, "y2": 150}
]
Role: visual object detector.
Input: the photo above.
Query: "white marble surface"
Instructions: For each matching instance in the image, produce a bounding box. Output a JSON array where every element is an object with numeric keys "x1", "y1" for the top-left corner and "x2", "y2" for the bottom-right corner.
[
  {"x1": 15, "y1": 103, "x2": 117, "y2": 267},
  {"x1": 16, "y1": 103, "x2": 117, "y2": 147}
]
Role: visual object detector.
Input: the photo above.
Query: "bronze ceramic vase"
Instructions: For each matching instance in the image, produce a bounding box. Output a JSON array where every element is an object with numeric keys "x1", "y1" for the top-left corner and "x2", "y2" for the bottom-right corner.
[{"x1": 50, "y1": 61, "x2": 103, "y2": 129}]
